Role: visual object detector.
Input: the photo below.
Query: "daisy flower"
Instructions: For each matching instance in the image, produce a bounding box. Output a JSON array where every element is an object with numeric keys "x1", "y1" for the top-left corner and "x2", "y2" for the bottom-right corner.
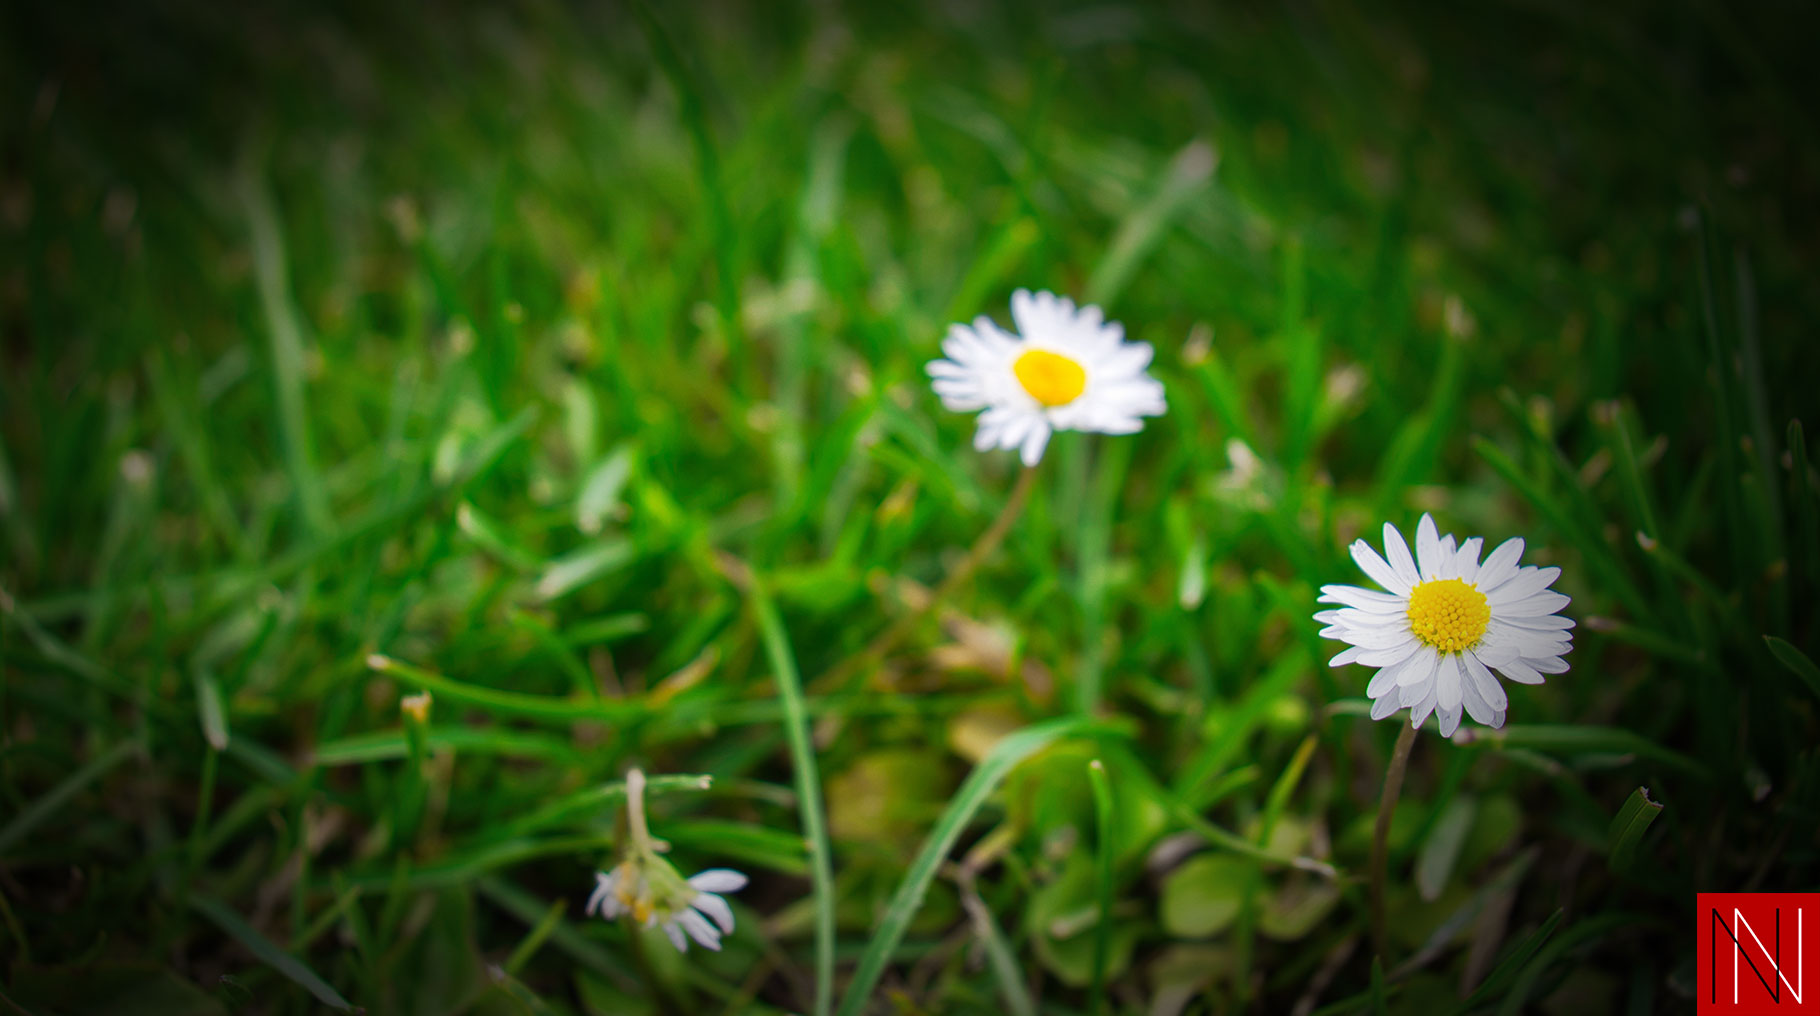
[
  {"x1": 925, "y1": 289, "x2": 1167, "y2": 466},
  {"x1": 587, "y1": 861, "x2": 747, "y2": 953},
  {"x1": 1315, "y1": 514, "x2": 1573, "y2": 737},
  {"x1": 585, "y1": 768, "x2": 748, "y2": 952}
]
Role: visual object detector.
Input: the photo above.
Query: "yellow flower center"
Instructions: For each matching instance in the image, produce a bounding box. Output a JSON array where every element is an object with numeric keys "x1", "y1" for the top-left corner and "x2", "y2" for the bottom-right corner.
[
  {"x1": 1405, "y1": 578, "x2": 1490, "y2": 653},
  {"x1": 1013, "y1": 349, "x2": 1087, "y2": 407}
]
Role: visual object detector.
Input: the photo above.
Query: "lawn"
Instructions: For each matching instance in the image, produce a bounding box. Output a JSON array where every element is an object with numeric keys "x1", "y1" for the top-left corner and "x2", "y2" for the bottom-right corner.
[{"x1": 3, "y1": 1, "x2": 1818, "y2": 1013}]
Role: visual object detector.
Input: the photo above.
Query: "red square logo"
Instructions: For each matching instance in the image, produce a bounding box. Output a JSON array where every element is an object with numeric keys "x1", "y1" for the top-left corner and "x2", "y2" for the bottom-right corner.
[{"x1": 1699, "y1": 893, "x2": 1820, "y2": 1013}]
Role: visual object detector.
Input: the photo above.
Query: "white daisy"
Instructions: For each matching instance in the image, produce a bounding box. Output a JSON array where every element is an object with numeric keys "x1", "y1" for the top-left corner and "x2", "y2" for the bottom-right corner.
[
  {"x1": 925, "y1": 288, "x2": 1167, "y2": 466},
  {"x1": 586, "y1": 862, "x2": 748, "y2": 952},
  {"x1": 583, "y1": 767, "x2": 748, "y2": 952},
  {"x1": 1314, "y1": 514, "x2": 1573, "y2": 737}
]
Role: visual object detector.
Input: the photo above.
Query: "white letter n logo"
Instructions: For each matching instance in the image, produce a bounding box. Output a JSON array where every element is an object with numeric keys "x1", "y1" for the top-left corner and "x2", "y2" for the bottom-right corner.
[{"x1": 1712, "y1": 906, "x2": 1804, "y2": 1004}]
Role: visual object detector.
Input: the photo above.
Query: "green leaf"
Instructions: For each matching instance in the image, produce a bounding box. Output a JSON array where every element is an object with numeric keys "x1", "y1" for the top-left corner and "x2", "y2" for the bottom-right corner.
[
  {"x1": 1030, "y1": 851, "x2": 1138, "y2": 988},
  {"x1": 1415, "y1": 795, "x2": 1477, "y2": 902},
  {"x1": 189, "y1": 894, "x2": 353, "y2": 1011},
  {"x1": 1256, "y1": 878, "x2": 1342, "y2": 941},
  {"x1": 834, "y1": 715, "x2": 1114, "y2": 1016},
  {"x1": 1161, "y1": 854, "x2": 1255, "y2": 938},
  {"x1": 1765, "y1": 636, "x2": 1820, "y2": 700},
  {"x1": 1605, "y1": 787, "x2": 1664, "y2": 873}
]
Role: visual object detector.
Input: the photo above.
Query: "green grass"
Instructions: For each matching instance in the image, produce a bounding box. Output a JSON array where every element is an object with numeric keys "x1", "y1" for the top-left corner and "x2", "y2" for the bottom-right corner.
[{"x1": 3, "y1": 1, "x2": 1819, "y2": 1013}]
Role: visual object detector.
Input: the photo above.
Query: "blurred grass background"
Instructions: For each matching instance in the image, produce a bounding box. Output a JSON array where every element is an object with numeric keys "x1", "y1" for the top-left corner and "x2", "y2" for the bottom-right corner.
[{"x1": 3, "y1": 0, "x2": 1819, "y2": 1012}]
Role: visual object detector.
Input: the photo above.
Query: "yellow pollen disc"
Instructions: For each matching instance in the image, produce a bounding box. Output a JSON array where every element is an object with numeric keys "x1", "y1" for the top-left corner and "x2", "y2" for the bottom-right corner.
[
  {"x1": 629, "y1": 898, "x2": 652, "y2": 923},
  {"x1": 1013, "y1": 349, "x2": 1087, "y2": 407},
  {"x1": 1405, "y1": 578, "x2": 1490, "y2": 653}
]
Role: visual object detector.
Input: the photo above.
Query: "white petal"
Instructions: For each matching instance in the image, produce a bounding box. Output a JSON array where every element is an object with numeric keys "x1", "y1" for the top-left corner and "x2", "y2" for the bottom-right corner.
[
  {"x1": 688, "y1": 869, "x2": 750, "y2": 893},
  {"x1": 692, "y1": 892, "x2": 736, "y2": 934},
  {"x1": 1459, "y1": 665, "x2": 1495, "y2": 726},
  {"x1": 1318, "y1": 585, "x2": 1407, "y2": 611},
  {"x1": 1525, "y1": 654, "x2": 1571, "y2": 674},
  {"x1": 677, "y1": 909, "x2": 723, "y2": 950},
  {"x1": 1407, "y1": 684, "x2": 1439, "y2": 729},
  {"x1": 1019, "y1": 422, "x2": 1052, "y2": 466},
  {"x1": 1502, "y1": 613, "x2": 1576, "y2": 631},
  {"x1": 1357, "y1": 638, "x2": 1423, "y2": 668},
  {"x1": 1320, "y1": 607, "x2": 1411, "y2": 628},
  {"x1": 1454, "y1": 538, "x2": 1483, "y2": 583},
  {"x1": 1497, "y1": 591, "x2": 1572, "y2": 618},
  {"x1": 662, "y1": 919, "x2": 688, "y2": 952},
  {"x1": 1476, "y1": 537, "x2": 1526, "y2": 590},
  {"x1": 1482, "y1": 619, "x2": 1572, "y2": 659},
  {"x1": 1438, "y1": 706, "x2": 1462, "y2": 738},
  {"x1": 1436, "y1": 535, "x2": 1459, "y2": 580},
  {"x1": 1367, "y1": 651, "x2": 1421, "y2": 698},
  {"x1": 1350, "y1": 540, "x2": 1410, "y2": 595},
  {"x1": 1485, "y1": 566, "x2": 1562, "y2": 605},
  {"x1": 1398, "y1": 646, "x2": 1441, "y2": 689},
  {"x1": 1321, "y1": 623, "x2": 1412, "y2": 650},
  {"x1": 586, "y1": 871, "x2": 619, "y2": 918},
  {"x1": 1495, "y1": 658, "x2": 1546, "y2": 685},
  {"x1": 1435, "y1": 653, "x2": 1462, "y2": 713},
  {"x1": 1461, "y1": 651, "x2": 1508, "y2": 711},
  {"x1": 1415, "y1": 514, "x2": 1442, "y2": 579},
  {"x1": 1328, "y1": 644, "x2": 1367, "y2": 667},
  {"x1": 1382, "y1": 523, "x2": 1420, "y2": 590},
  {"x1": 1370, "y1": 692, "x2": 1404, "y2": 721}
]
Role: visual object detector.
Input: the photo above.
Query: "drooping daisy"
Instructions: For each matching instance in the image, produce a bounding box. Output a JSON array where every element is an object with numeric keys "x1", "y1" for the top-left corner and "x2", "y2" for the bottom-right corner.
[
  {"x1": 587, "y1": 861, "x2": 747, "y2": 952},
  {"x1": 1315, "y1": 514, "x2": 1573, "y2": 737},
  {"x1": 926, "y1": 289, "x2": 1167, "y2": 466},
  {"x1": 585, "y1": 768, "x2": 748, "y2": 952}
]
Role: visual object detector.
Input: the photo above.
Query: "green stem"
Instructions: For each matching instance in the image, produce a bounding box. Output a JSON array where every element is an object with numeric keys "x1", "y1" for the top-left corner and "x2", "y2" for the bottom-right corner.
[
  {"x1": 1370, "y1": 721, "x2": 1419, "y2": 961},
  {"x1": 822, "y1": 465, "x2": 1038, "y2": 691}
]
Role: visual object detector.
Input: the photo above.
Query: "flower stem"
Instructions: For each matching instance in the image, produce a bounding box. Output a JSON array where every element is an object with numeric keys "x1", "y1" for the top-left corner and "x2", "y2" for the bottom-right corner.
[
  {"x1": 1370, "y1": 720, "x2": 1419, "y2": 961},
  {"x1": 820, "y1": 465, "x2": 1038, "y2": 690},
  {"x1": 624, "y1": 767, "x2": 651, "y2": 852}
]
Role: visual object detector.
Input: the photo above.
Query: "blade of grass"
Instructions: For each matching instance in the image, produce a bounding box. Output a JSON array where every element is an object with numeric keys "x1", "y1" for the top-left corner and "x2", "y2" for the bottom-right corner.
[
  {"x1": 312, "y1": 727, "x2": 582, "y2": 767},
  {"x1": 365, "y1": 654, "x2": 638, "y2": 725},
  {"x1": 1474, "y1": 437, "x2": 1652, "y2": 619},
  {"x1": 748, "y1": 575, "x2": 836, "y2": 1016},
  {"x1": 834, "y1": 715, "x2": 1114, "y2": 1016},
  {"x1": 1455, "y1": 724, "x2": 1709, "y2": 780},
  {"x1": 502, "y1": 898, "x2": 568, "y2": 977},
  {"x1": 1764, "y1": 636, "x2": 1820, "y2": 701},
  {"x1": 476, "y1": 876, "x2": 638, "y2": 990},
  {"x1": 190, "y1": 893, "x2": 352, "y2": 1011},
  {"x1": 0, "y1": 738, "x2": 140, "y2": 857},
  {"x1": 1084, "y1": 139, "x2": 1217, "y2": 306},
  {"x1": 1451, "y1": 909, "x2": 1563, "y2": 1014},
  {"x1": 1087, "y1": 758, "x2": 1116, "y2": 1015},
  {"x1": 955, "y1": 871, "x2": 1037, "y2": 1016},
  {"x1": 235, "y1": 159, "x2": 332, "y2": 540},
  {"x1": 1606, "y1": 787, "x2": 1664, "y2": 873}
]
